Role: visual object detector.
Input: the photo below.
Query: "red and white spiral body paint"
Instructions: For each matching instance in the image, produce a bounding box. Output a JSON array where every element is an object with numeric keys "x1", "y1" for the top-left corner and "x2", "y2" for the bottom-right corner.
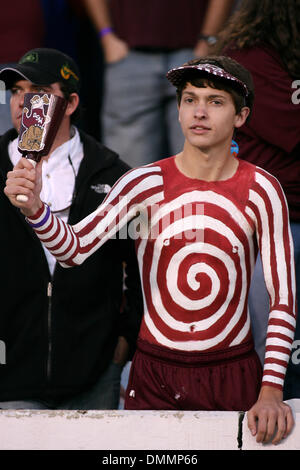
[{"x1": 27, "y1": 156, "x2": 296, "y2": 390}]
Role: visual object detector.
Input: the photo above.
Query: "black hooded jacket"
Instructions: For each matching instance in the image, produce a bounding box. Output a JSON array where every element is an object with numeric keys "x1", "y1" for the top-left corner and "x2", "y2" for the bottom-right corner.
[{"x1": 0, "y1": 128, "x2": 143, "y2": 402}]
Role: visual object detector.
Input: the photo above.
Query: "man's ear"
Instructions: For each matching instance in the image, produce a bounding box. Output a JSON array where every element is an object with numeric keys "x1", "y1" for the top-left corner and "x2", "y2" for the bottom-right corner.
[
  {"x1": 234, "y1": 106, "x2": 250, "y2": 129},
  {"x1": 177, "y1": 103, "x2": 181, "y2": 123},
  {"x1": 65, "y1": 93, "x2": 79, "y2": 117}
]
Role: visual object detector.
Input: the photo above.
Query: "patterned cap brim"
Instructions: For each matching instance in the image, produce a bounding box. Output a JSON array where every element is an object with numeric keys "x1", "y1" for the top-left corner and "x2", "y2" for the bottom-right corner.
[{"x1": 166, "y1": 63, "x2": 249, "y2": 97}]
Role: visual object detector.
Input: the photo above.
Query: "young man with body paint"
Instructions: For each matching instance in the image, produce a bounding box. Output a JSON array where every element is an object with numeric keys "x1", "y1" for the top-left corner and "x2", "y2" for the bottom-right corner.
[{"x1": 5, "y1": 56, "x2": 296, "y2": 444}]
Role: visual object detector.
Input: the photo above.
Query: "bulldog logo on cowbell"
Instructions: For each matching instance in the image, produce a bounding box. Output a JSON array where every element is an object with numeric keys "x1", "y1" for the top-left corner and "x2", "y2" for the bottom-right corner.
[{"x1": 18, "y1": 94, "x2": 50, "y2": 152}]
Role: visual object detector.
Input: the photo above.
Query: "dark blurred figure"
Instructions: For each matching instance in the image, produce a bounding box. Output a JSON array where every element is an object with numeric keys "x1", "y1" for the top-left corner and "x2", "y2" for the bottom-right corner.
[
  {"x1": 214, "y1": 0, "x2": 300, "y2": 399},
  {"x1": 84, "y1": 0, "x2": 236, "y2": 167},
  {"x1": 0, "y1": 1, "x2": 45, "y2": 134},
  {"x1": 41, "y1": 0, "x2": 104, "y2": 140}
]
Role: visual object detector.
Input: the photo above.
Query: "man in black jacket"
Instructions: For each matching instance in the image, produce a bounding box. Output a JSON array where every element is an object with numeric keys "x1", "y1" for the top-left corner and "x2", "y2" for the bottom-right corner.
[{"x1": 0, "y1": 48, "x2": 142, "y2": 409}]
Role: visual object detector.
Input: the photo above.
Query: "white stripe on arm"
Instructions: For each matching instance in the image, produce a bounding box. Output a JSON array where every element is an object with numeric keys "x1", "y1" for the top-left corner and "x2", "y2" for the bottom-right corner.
[
  {"x1": 27, "y1": 166, "x2": 164, "y2": 267},
  {"x1": 250, "y1": 169, "x2": 296, "y2": 389}
]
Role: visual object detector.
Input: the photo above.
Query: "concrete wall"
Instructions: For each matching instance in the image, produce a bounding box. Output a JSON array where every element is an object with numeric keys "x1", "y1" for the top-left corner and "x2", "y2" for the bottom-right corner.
[{"x1": 0, "y1": 399, "x2": 299, "y2": 450}]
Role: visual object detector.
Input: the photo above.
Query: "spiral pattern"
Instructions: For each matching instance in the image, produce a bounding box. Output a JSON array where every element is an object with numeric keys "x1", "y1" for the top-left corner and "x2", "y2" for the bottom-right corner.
[
  {"x1": 28, "y1": 158, "x2": 296, "y2": 388},
  {"x1": 138, "y1": 191, "x2": 254, "y2": 351}
]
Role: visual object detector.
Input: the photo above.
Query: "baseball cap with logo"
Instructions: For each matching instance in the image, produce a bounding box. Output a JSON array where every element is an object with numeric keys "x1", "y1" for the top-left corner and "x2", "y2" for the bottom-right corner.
[{"x1": 0, "y1": 48, "x2": 80, "y2": 93}]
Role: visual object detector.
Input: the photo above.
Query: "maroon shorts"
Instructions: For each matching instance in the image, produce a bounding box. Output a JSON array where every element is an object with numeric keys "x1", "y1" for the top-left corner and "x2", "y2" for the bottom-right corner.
[{"x1": 125, "y1": 339, "x2": 262, "y2": 411}]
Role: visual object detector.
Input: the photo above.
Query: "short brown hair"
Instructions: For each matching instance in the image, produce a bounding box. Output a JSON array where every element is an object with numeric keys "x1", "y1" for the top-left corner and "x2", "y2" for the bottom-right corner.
[{"x1": 174, "y1": 56, "x2": 254, "y2": 121}]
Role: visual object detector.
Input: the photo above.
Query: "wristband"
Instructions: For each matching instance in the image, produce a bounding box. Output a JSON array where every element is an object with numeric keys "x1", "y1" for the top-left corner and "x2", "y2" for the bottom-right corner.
[
  {"x1": 98, "y1": 27, "x2": 113, "y2": 38},
  {"x1": 27, "y1": 204, "x2": 51, "y2": 228},
  {"x1": 198, "y1": 34, "x2": 218, "y2": 45}
]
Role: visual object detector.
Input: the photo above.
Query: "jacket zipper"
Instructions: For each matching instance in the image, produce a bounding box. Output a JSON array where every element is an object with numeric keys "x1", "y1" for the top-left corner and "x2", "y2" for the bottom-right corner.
[{"x1": 47, "y1": 281, "x2": 52, "y2": 381}]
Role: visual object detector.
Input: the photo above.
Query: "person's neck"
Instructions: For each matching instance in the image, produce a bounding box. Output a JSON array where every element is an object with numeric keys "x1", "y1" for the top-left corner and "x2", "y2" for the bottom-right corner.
[
  {"x1": 43, "y1": 122, "x2": 74, "y2": 161},
  {"x1": 175, "y1": 141, "x2": 238, "y2": 182}
]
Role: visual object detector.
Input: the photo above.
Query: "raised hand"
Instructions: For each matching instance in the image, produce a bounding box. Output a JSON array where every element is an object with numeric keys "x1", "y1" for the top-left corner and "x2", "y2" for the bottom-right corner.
[{"x1": 4, "y1": 157, "x2": 43, "y2": 217}]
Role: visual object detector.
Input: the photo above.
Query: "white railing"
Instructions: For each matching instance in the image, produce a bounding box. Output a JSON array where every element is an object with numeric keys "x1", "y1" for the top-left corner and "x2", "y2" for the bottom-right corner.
[{"x1": 0, "y1": 399, "x2": 299, "y2": 450}]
